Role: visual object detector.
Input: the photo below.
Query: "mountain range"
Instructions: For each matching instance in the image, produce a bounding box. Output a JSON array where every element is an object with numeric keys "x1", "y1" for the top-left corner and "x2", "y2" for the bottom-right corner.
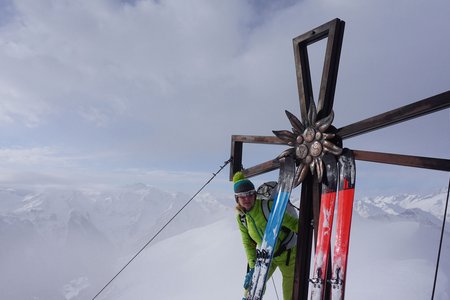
[{"x1": 0, "y1": 185, "x2": 448, "y2": 299}]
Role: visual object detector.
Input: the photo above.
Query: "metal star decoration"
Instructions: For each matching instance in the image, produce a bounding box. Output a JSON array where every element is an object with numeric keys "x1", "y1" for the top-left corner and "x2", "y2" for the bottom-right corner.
[{"x1": 273, "y1": 100, "x2": 342, "y2": 187}]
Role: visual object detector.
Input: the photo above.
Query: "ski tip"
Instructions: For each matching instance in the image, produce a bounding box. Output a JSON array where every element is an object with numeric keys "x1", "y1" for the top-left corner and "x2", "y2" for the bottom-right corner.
[
  {"x1": 322, "y1": 153, "x2": 338, "y2": 190},
  {"x1": 338, "y1": 148, "x2": 355, "y2": 189},
  {"x1": 278, "y1": 154, "x2": 296, "y2": 187}
]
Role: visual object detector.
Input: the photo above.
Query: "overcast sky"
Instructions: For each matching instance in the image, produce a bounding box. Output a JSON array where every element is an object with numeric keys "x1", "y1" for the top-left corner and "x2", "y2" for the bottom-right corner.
[{"x1": 0, "y1": 0, "x2": 449, "y2": 197}]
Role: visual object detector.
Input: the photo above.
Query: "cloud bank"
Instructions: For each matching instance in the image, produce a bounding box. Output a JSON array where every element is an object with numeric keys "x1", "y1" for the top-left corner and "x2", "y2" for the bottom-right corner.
[{"x1": 0, "y1": 0, "x2": 448, "y2": 193}]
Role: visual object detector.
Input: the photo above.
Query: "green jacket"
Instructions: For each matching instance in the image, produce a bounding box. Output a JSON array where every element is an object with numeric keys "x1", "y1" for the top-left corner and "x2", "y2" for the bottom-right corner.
[{"x1": 236, "y1": 198, "x2": 298, "y2": 268}]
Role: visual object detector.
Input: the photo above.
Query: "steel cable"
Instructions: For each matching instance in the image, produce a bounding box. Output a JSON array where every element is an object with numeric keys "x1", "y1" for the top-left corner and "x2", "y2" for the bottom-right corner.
[{"x1": 431, "y1": 176, "x2": 450, "y2": 300}]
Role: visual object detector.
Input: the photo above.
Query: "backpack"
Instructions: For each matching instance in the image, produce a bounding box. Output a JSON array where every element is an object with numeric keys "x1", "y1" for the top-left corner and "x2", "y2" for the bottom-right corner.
[{"x1": 256, "y1": 181, "x2": 299, "y2": 218}]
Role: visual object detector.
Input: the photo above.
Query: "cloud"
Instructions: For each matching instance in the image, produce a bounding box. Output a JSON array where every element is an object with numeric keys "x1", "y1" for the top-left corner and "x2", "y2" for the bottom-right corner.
[
  {"x1": 0, "y1": 145, "x2": 232, "y2": 192},
  {"x1": 0, "y1": 147, "x2": 59, "y2": 164},
  {"x1": 0, "y1": 0, "x2": 448, "y2": 192}
]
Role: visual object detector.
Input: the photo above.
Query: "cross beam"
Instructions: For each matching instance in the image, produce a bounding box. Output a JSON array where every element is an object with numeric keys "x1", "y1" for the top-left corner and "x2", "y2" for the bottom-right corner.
[{"x1": 230, "y1": 91, "x2": 450, "y2": 179}]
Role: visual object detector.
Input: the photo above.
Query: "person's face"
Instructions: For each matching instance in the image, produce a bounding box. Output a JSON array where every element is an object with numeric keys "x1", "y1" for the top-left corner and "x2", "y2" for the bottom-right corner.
[{"x1": 237, "y1": 192, "x2": 256, "y2": 211}]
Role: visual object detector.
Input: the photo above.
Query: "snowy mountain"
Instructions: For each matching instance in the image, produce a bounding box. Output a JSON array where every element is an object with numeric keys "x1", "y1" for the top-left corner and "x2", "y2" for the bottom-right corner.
[
  {"x1": 1, "y1": 184, "x2": 230, "y2": 246},
  {"x1": 0, "y1": 185, "x2": 448, "y2": 299},
  {"x1": 355, "y1": 188, "x2": 449, "y2": 230},
  {"x1": 0, "y1": 184, "x2": 231, "y2": 300}
]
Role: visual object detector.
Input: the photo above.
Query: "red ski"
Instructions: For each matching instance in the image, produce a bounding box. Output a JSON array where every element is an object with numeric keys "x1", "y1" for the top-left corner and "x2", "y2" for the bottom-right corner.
[
  {"x1": 330, "y1": 149, "x2": 356, "y2": 300},
  {"x1": 309, "y1": 153, "x2": 338, "y2": 300},
  {"x1": 309, "y1": 149, "x2": 356, "y2": 300}
]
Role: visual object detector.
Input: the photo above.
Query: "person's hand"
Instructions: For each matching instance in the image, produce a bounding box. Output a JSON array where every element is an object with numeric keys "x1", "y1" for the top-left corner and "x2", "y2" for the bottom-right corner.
[{"x1": 243, "y1": 268, "x2": 254, "y2": 289}]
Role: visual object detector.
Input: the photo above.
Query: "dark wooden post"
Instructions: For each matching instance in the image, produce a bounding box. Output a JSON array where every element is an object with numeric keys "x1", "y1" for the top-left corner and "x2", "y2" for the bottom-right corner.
[{"x1": 292, "y1": 18, "x2": 345, "y2": 300}]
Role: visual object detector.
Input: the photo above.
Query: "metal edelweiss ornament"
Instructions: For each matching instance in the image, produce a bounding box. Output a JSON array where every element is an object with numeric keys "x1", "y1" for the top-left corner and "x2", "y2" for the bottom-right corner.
[{"x1": 273, "y1": 101, "x2": 342, "y2": 187}]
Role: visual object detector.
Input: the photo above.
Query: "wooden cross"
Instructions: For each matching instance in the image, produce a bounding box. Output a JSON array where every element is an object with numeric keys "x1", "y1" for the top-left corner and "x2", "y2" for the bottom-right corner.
[{"x1": 230, "y1": 18, "x2": 450, "y2": 300}]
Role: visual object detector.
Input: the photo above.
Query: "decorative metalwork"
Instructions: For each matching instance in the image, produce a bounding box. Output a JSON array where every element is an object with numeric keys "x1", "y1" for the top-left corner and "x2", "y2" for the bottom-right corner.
[{"x1": 273, "y1": 101, "x2": 342, "y2": 186}]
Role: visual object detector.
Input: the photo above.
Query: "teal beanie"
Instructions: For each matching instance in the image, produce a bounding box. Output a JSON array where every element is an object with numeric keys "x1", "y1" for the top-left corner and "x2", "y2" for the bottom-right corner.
[{"x1": 233, "y1": 171, "x2": 255, "y2": 194}]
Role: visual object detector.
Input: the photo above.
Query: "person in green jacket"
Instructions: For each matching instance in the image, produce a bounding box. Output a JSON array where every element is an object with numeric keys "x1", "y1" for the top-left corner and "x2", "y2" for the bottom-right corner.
[{"x1": 233, "y1": 171, "x2": 298, "y2": 300}]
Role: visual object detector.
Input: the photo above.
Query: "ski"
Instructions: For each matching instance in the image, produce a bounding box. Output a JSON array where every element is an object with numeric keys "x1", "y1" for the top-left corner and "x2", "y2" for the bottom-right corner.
[
  {"x1": 309, "y1": 153, "x2": 338, "y2": 300},
  {"x1": 330, "y1": 149, "x2": 356, "y2": 300},
  {"x1": 246, "y1": 155, "x2": 296, "y2": 300}
]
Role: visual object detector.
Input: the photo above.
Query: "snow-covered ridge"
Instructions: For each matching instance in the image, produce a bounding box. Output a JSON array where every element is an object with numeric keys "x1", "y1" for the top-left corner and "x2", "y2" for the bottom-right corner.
[
  {"x1": 0, "y1": 184, "x2": 231, "y2": 246},
  {"x1": 1, "y1": 185, "x2": 447, "y2": 247},
  {"x1": 355, "y1": 188, "x2": 448, "y2": 229}
]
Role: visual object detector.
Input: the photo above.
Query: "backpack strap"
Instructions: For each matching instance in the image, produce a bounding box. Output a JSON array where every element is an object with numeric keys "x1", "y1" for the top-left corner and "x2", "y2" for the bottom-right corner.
[{"x1": 261, "y1": 199, "x2": 271, "y2": 222}]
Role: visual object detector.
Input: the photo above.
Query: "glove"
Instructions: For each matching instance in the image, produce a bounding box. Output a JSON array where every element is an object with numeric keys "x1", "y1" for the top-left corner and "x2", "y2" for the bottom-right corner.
[{"x1": 243, "y1": 268, "x2": 254, "y2": 289}]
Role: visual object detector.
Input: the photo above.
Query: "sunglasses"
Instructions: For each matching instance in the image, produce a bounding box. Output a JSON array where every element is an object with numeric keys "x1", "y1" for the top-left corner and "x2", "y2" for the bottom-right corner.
[{"x1": 235, "y1": 190, "x2": 256, "y2": 198}]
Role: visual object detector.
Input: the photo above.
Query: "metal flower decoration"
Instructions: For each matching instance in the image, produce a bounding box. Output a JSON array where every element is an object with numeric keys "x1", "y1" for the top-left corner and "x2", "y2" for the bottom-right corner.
[{"x1": 273, "y1": 101, "x2": 342, "y2": 187}]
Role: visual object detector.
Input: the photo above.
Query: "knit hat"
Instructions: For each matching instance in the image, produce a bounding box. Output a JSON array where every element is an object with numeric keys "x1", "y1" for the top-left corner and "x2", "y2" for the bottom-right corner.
[{"x1": 233, "y1": 171, "x2": 255, "y2": 195}]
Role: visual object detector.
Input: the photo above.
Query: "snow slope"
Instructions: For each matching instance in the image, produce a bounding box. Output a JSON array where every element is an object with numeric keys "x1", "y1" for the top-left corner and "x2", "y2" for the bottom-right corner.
[{"x1": 97, "y1": 211, "x2": 449, "y2": 300}]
